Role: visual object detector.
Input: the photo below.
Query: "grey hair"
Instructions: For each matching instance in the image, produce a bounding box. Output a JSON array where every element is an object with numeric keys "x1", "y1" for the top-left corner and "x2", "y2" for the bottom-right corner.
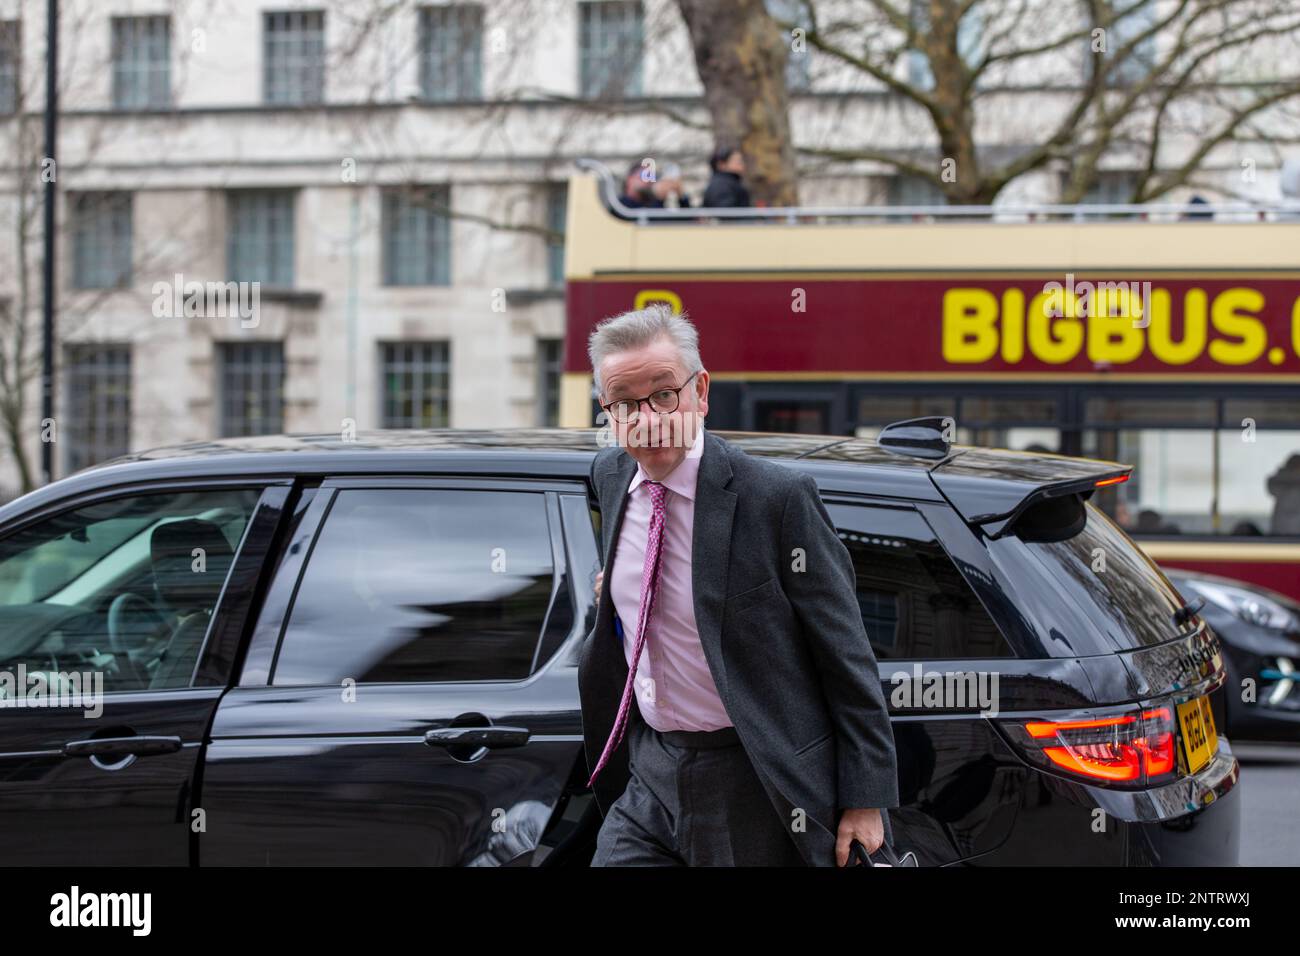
[{"x1": 587, "y1": 304, "x2": 704, "y2": 398}]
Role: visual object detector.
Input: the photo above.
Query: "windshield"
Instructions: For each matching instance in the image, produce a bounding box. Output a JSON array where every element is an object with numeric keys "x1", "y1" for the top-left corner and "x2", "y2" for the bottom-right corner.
[{"x1": 984, "y1": 500, "x2": 1189, "y2": 653}]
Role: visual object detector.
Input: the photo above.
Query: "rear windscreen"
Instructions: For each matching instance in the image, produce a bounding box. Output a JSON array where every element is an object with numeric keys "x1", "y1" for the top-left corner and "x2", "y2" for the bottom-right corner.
[{"x1": 983, "y1": 499, "x2": 1189, "y2": 653}]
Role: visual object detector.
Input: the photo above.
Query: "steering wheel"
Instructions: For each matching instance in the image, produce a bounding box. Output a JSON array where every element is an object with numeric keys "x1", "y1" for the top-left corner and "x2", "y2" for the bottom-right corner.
[{"x1": 106, "y1": 592, "x2": 169, "y2": 670}]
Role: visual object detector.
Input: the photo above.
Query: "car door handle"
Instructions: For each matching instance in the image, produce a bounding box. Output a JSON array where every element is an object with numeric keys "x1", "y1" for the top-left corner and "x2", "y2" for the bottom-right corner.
[
  {"x1": 63, "y1": 735, "x2": 183, "y2": 759},
  {"x1": 424, "y1": 726, "x2": 531, "y2": 749}
]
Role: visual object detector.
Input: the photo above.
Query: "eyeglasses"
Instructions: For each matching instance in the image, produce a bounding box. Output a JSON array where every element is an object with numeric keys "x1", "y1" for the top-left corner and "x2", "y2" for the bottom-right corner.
[{"x1": 601, "y1": 371, "x2": 700, "y2": 424}]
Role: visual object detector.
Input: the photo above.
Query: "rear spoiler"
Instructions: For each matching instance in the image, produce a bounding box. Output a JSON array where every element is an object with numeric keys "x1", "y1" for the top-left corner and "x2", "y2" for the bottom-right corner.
[
  {"x1": 930, "y1": 448, "x2": 1131, "y2": 538},
  {"x1": 875, "y1": 417, "x2": 1132, "y2": 537}
]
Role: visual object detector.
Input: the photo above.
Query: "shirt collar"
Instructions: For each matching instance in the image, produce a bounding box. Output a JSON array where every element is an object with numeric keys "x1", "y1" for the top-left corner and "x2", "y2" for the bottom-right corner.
[{"x1": 627, "y1": 424, "x2": 705, "y2": 502}]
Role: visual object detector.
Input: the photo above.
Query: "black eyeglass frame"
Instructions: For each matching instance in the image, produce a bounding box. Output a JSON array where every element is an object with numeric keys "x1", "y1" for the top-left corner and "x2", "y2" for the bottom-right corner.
[{"x1": 600, "y1": 370, "x2": 702, "y2": 424}]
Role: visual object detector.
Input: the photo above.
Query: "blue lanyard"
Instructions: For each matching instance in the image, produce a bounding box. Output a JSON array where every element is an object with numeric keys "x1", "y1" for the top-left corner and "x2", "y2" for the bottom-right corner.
[{"x1": 614, "y1": 614, "x2": 625, "y2": 643}]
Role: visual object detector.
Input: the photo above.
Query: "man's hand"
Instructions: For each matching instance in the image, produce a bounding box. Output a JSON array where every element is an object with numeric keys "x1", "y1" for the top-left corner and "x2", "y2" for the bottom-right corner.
[
  {"x1": 594, "y1": 569, "x2": 604, "y2": 602},
  {"x1": 835, "y1": 807, "x2": 884, "y2": 867},
  {"x1": 651, "y1": 177, "x2": 683, "y2": 200}
]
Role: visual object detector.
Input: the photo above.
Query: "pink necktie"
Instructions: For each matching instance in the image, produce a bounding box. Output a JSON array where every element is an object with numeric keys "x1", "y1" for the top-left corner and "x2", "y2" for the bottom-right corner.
[{"x1": 587, "y1": 479, "x2": 668, "y2": 789}]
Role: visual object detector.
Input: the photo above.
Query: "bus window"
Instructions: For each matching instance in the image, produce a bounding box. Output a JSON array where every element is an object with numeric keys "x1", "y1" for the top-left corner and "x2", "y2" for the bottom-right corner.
[
  {"x1": 1086, "y1": 429, "x2": 1217, "y2": 534},
  {"x1": 1219, "y1": 430, "x2": 1300, "y2": 536},
  {"x1": 853, "y1": 393, "x2": 1060, "y2": 453},
  {"x1": 1084, "y1": 396, "x2": 1300, "y2": 536}
]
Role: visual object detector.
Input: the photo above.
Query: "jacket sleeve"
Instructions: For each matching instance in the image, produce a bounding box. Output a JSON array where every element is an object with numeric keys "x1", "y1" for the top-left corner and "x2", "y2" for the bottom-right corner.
[{"x1": 777, "y1": 470, "x2": 900, "y2": 811}]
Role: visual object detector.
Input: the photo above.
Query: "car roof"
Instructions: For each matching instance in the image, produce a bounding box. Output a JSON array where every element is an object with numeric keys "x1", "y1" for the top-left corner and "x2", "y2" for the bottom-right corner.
[{"x1": 0, "y1": 427, "x2": 1130, "y2": 526}]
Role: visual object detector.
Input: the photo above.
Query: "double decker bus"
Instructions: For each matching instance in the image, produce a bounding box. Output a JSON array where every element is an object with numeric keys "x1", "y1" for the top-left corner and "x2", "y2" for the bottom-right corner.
[{"x1": 559, "y1": 161, "x2": 1300, "y2": 600}]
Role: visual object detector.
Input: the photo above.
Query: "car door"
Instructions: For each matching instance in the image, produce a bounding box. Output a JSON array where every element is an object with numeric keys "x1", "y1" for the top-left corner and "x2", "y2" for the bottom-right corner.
[
  {"x1": 0, "y1": 481, "x2": 283, "y2": 864},
  {"x1": 819, "y1": 496, "x2": 1028, "y2": 865},
  {"x1": 198, "y1": 477, "x2": 592, "y2": 865}
]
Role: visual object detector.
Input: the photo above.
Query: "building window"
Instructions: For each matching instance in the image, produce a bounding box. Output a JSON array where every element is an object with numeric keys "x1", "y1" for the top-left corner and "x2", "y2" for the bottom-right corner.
[
  {"x1": 263, "y1": 9, "x2": 325, "y2": 105},
  {"x1": 545, "y1": 182, "x2": 567, "y2": 287},
  {"x1": 578, "y1": 1, "x2": 643, "y2": 99},
  {"x1": 218, "y1": 342, "x2": 285, "y2": 437},
  {"x1": 381, "y1": 186, "x2": 451, "y2": 286},
  {"x1": 537, "y1": 339, "x2": 562, "y2": 426},
  {"x1": 765, "y1": 0, "x2": 811, "y2": 91},
  {"x1": 1076, "y1": 170, "x2": 1139, "y2": 205},
  {"x1": 886, "y1": 174, "x2": 946, "y2": 206},
  {"x1": 1103, "y1": 2, "x2": 1158, "y2": 86},
  {"x1": 0, "y1": 21, "x2": 20, "y2": 114},
  {"x1": 227, "y1": 190, "x2": 295, "y2": 285},
  {"x1": 63, "y1": 344, "x2": 131, "y2": 472},
  {"x1": 111, "y1": 16, "x2": 170, "y2": 110},
  {"x1": 418, "y1": 4, "x2": 483, "y2": 101},
  {"x1": 380, "y1": 342, "x2": 449, "y2": 428},
  {"x1": 70, "y1": 192, "x2": 133, "y2": 289}
]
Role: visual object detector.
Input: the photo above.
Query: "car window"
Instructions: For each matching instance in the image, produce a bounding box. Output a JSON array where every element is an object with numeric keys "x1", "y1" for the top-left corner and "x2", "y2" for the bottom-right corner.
[
  {"x1": 984, "y1": 500, "x2": 1186, "y2": 650},
  {"x1": 272, "y1": 488, "x2": 555, "y2": 685},
  {"x1": 0, "y1": 489, "x2": 261, "y2": 693},
  {"x1": 826, "y1": 502, "x2": 1015, "y2": 659}
]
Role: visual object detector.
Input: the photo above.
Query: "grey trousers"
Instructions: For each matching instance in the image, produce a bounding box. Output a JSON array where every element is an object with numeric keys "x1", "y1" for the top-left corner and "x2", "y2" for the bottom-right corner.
[{"x1": 590, "y1": 713, "x2": 807, "y2": 866}]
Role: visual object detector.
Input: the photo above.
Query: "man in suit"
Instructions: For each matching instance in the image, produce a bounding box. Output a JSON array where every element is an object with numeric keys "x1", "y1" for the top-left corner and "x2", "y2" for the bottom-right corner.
[{"x1": 578, "y1": 304, "x2": 899, "y2": 866}]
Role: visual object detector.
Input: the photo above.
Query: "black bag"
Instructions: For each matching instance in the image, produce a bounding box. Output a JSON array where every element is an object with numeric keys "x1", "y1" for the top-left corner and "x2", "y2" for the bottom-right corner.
[{"x1": 847, "y1": 837, "x2": 918, "y2": 867}]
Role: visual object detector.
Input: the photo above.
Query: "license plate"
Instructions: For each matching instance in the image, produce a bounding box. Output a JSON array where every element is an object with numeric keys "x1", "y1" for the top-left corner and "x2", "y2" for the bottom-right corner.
[{"x1": 1176, "y1": 695, "x2": 1218, "y2": 774}]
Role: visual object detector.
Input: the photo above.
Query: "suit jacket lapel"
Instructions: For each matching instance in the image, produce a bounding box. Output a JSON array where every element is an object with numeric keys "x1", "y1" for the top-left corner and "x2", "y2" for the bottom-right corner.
[{"x1": 691, "y1": 429, "x2": 737, "y2": 666}]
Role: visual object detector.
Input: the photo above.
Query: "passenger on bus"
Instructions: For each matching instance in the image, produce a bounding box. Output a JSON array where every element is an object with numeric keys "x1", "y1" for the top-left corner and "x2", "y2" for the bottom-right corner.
[
  {"x1": 616, "y1": 160, "x2": 693, "y2": 216},
  {"x1": 702, "y1": 145, "x2": 752, "y2": 208},
  {"x1": 1266, "y1": 453, "x2": 1300, "y2": 535}
]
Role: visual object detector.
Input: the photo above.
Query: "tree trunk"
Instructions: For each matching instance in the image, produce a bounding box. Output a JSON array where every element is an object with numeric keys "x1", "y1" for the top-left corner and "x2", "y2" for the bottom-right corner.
[{"x1": 675, "y1": 0, "x2": 799, "y2": 206}]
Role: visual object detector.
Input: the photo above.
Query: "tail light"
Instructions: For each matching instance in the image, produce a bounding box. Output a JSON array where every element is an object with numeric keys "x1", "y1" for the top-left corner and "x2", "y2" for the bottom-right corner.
[{"x1": 999, "y1": 705, "x2": 1177, "y2": 787}]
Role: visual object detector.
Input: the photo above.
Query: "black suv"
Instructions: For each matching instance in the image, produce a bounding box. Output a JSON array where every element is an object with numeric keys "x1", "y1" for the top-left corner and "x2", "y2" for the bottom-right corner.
[{"x1": 0, "y1": 422, "x2": 1240, "y2": 865}]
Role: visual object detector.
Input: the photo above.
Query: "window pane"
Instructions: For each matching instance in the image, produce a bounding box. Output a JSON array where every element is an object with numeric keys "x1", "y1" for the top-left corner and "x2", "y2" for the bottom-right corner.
[
  {"x1": 274, "y1": 489, "x2": 555, "y2": 684},
  {"x1": 961, "y1": 395, "x2": 1058, "y2": 426},
  {"x1": 227, "y1": 190, "x2": 295, "y2": 285},
  {"x1": 380, "y1": 341, "x2": 449, "y2": 427},
  {"x1": 1105, "y1": 3, "x2": 1158, "y2": 87},
  {"x1": 1220, "y1": 429, "x2": 1300, "y2": 536},
  {"x1": 545, "y1": 182, "x2": 567, "y2": 286},
  {"x1": 218, "y1": 342, "x2": 285, "y2": 436},
  {"x1": 579, "y1": 1, "x2": 643, "y2": 99},
  {"x1": 71, "y1": 192, "x2": 133, "y2": 289},
  {"x1": 112, "y1": 16, "x2": 171, "y2": 109},
  {"x1": 1077, "y1": 171, "x2": 1140, "y2": 206},
  {"x1": 1085, "y1": 428, "x2": 1215, "y2": 534},
  {"x1": 1085, "y1": 396, "x2": 1217, "y2": 427},
  {"x1": 264, "y1": 9, "x2": 325, "y2": 105},
  {"x1": 381, "y1": 186, "x2": 451, "y2": 286},
  {"x1": 418, "y1": 4, "x2": 483, "y2": 101},
  {"x1": 64, "y1": 344, "x2": 131, "y2": 472},
  {"x1": 827, "y1": 503, "x2": 1014, "y2": 659},
  {"x1": 537, "y1": 338, "x2": 562, "y2": 426},
  {"x1": 961, "y1": 427, "x2": 1060, "y2": 454},
  {"x1": 765, "y1": 0, "x2": 811, "y2": 90},
  {"x1": 985, "y1": 503, "x2": 1185, "y2": 650},
  {"x1": 0, "y1": 489, "x2": 260, "y2": 692},
  {"x1": 1223, "y1": 398, "x2": 1300, "y2": 429},
  {"x1": 855, "y1": 395, "x2": 956, "y2": 431},
  {"x1": 886, "y1": 174, "x2": 947, "y2": 206},
  {"x1": 0, "y1": 21, "x2": 19, "y2": 114}
]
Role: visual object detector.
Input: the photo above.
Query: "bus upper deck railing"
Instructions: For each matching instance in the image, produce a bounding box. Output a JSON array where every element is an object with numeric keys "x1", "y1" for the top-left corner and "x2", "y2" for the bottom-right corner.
[{"x1": 577, "y1": 158, "x2": 1300, "y2": 226}]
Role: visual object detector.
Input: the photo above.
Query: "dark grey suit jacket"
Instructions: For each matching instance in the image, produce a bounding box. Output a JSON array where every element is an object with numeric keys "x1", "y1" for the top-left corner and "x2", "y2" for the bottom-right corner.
[{"x1": 577, "y1": 427, "x2": 899, "y2": 866}]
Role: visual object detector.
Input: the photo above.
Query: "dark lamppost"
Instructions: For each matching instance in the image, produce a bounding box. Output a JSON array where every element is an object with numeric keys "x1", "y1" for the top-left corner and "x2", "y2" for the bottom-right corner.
[{"x1": 40, "y1": 0, "x2": 57, "y2": 485}]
